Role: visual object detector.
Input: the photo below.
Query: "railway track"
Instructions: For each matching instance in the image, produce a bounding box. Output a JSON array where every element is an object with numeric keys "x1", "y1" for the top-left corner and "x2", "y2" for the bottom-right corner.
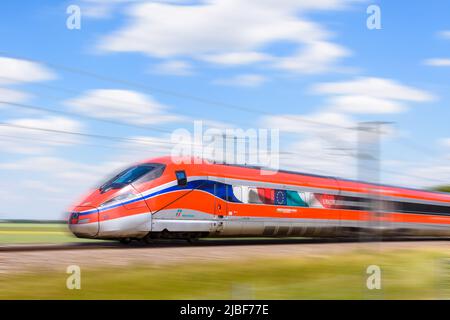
[{"x1": 1, "y1": 237, "x2": 449, "y2": 252}]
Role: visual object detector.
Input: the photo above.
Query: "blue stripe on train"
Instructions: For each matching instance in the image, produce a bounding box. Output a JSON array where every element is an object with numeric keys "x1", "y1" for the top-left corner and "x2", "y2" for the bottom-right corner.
[{"x1": 78, "y1": 180, "x2": 241, "y2": 216}]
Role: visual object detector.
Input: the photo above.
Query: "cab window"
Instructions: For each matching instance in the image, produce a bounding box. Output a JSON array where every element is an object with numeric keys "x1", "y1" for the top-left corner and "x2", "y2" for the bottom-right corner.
[
  {"x1": 134, "y1": 164, "x2": 165, "y2": 184},
  {"x1": 99, "y1": 163, "x2": 165, "y2": 192}
]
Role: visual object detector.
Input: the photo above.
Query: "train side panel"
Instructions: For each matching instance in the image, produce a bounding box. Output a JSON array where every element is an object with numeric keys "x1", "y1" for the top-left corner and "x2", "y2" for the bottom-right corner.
[{"x1": 69, "y1": 157, "x2": 450, "y2": 240}]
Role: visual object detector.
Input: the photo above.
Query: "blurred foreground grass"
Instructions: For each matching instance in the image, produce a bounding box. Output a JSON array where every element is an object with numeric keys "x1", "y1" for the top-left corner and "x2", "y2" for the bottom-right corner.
[
  {"x1": 2, "y1": 248, "x2": 450, "y2": 299},
  {"x1": 0, "y1": 223, "x2": 96, "y2": 243}
]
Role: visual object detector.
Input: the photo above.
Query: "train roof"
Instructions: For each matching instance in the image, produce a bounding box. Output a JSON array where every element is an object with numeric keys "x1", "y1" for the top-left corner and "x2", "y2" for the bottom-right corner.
[
  {"x1": 143, "y1": 156, "x2": 450, "y2": 204},
  {"x1": 224, "y1": 162, "x2": 450, "y2": 196}
]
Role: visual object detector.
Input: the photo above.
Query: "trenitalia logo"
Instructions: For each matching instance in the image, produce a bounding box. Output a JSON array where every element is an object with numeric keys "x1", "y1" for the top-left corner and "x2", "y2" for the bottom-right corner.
[{"x1": 170, "y1": 121, "x2": 280, "y2": 175}]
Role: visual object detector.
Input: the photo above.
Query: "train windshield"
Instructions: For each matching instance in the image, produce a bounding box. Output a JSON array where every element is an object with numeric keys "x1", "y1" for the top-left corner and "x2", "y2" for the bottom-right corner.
[{"x1": 99, "y1": 164, "x2": 165, "y2": 193}]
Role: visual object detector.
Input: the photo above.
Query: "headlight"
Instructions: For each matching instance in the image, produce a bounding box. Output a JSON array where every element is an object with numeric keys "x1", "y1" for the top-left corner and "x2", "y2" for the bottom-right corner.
[
  {"x1": 99, "y1": 192, "x2": 136, "y2": 207},
  {"x1": 69, "y1": 212, "x2": 79, "y2": 224}
]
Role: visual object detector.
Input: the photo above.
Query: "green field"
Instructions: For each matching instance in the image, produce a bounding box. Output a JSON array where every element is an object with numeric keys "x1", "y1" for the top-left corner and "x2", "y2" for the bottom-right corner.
[
  {"x1": 0, "y1": 222, "x2": 97, "y2": 244},
  {"x1": 1, "y1": 222, "x2": 449, "y2": 299},
  {"x1": 2, "y1": 248, "x2": 450, "y2": 299}
]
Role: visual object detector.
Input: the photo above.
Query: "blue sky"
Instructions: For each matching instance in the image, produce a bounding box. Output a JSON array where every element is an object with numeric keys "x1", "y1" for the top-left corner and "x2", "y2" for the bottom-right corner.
[{"x1": 1, "y1": 0, "x2": 450, "y2": 220}]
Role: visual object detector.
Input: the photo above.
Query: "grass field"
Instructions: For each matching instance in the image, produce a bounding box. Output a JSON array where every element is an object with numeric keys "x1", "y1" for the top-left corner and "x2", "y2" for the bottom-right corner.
[
  {"x1": 0, "y1": 223, "x2": 97, "y2": 244},
  {"x1": 1, "y1": 222, "x2": 449, "y2": 299},
  {"x1": 1, "y1": 248, "x2": 450, "y2": 299}
]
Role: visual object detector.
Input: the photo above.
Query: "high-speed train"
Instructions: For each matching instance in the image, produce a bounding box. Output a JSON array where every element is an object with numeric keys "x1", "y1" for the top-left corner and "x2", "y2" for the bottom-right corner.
[{"x1": 68, "y1": 156, "x2": 450, "y2": 242}]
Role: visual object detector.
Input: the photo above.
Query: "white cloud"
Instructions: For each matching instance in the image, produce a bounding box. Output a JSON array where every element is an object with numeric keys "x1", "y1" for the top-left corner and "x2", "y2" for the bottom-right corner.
[
  {"x1": 260, "y1": 77, "x2": 433, "y2": 181},
  {"x1": 335, "y1": 155, "x2": 450, "y2": 189},
  {"x1": 152, "y1": 60, "x2": 193, "y2": 76},
  {"x1": 327, "y1": 95, "x2": 406, "y2": 114},
  {"x1": 424, "y1": 58, "x2": 450, "y2": 67},
  {"x1": 312, "y1": 77, "x2": 435, "y2": 114},
  {"x1": 0, "y1": 88, "x2": 30, "y2": 105},
  {"x1": 21, "y1": 180, "x2": 63, "y2": 194},
  {"x1": 262, "y1": 108, "x2": 447, "y2": 188},
  {"x1": 80, "y1": 0, "x2": 142, "y2": 19},
  {"x1": 388, "y1": 162, "x2": 450, "y2": 188},
  {"x1": 278, "y1": 138, "x2": 358, "y2": 178},
  {"x1": 259, "y1": 110, "x2": 359, "y2": 178},
  {"x1": 82, "y1": 2, "x2": 116, "y2": 18},
  {"x1": 0, "y1": 56, "x2": 55, "y2": 106},
  {"x1": 438, "y1": 30, "x2": 450, "y2": 39},
  {"x1": 423, "y1": 31, "x2": 450, "y2": 69},
  {"x1": 0, "y1": 155, "x2": 129, "y2": 219},
  {"x1": 0, "y1": 116, "x2": 82, "y2": 154},
  {"x1": 442, "y1": 138, "x2": 450, "y2": 148},
  {"x1": 262, "y1": 111, "x2": 354, "y2": 135},
  {"x1": 313, "y1": 77, "x2": 435, "y2": 102},
  {"x1": 10, "y1": 116, "x2": 81, "y2": 131},
  {"x1": 0, "y1": 127, "x2": 198, "y2": 218},
  {"x1": 0, "y1": 57, "x2": 55, "y2": 85},
  {"x1": 262, "y1": 111, "x2": 359, "y2": 175},
  {"x1": 118, "y1": 135, "x2": 175, "y2": 162},
  {"x1": 200, "y1": 119, "x2": 237, "y2": 130},
  {"x1": 201, "y1": 52, "x2": 273, "y2": 66},
  {"x1": 258, "y1": 74, "x2": 442, "y2": 186},
  {"x1": 273, "y1": 41, "x2": 350, "y2": 74},
  {"x1": 98, "y1": 0, "x2": 355, "y2": 74},
  {"x1": 65, "y1": 89, "x2": 182, "y2": 125},
  {"x1": 261, "y1": 109, "x2": 402, "y2": 180},
  {"x1": 0, "y1": 156, "x2": 128, "y2": 190},
  {"x1": 214, "y1": 74, "x2": 268, "y2": 87}
]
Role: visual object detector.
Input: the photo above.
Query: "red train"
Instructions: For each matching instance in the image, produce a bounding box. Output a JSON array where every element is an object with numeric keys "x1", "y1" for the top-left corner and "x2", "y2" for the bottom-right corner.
[{"x1": 68, "y1": 156, "x2": 450, "y2": 242}]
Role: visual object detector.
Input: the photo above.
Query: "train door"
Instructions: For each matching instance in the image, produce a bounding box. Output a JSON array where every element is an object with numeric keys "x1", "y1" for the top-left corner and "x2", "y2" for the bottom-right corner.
[
  {"x1": 332, "y1": 178, "x2": 342, "y2": 235},
  {"x1": 140, "y1": 169, "x2": 190, "y2": 217},
  {"x1": 214, "y1": 183, "x2": 228, "y2": 218}
]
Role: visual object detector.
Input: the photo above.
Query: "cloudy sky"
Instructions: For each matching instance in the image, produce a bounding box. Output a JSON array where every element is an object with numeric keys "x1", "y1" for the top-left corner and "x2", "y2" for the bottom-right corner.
[{"x1": 1, "y1": 0, "x2": 450, "y2": 219}]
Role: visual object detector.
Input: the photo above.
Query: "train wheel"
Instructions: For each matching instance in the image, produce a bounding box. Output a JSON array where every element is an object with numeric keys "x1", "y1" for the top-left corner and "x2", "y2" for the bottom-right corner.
[
  {"x1": 119, "y1": 238, "x2": 132, "y2": 245},
  {"x1": 143, "y1": 236, "x2": 154, "y2": 244},
  {"x1": 187, "y1": 238, "x2": 199, "y2": 244}
]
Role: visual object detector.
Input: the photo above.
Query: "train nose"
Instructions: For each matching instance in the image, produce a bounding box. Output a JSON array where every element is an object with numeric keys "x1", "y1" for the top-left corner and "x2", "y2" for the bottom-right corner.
[{"x1": 68, "y1": 206, "x2": 99, "y2": 238}]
